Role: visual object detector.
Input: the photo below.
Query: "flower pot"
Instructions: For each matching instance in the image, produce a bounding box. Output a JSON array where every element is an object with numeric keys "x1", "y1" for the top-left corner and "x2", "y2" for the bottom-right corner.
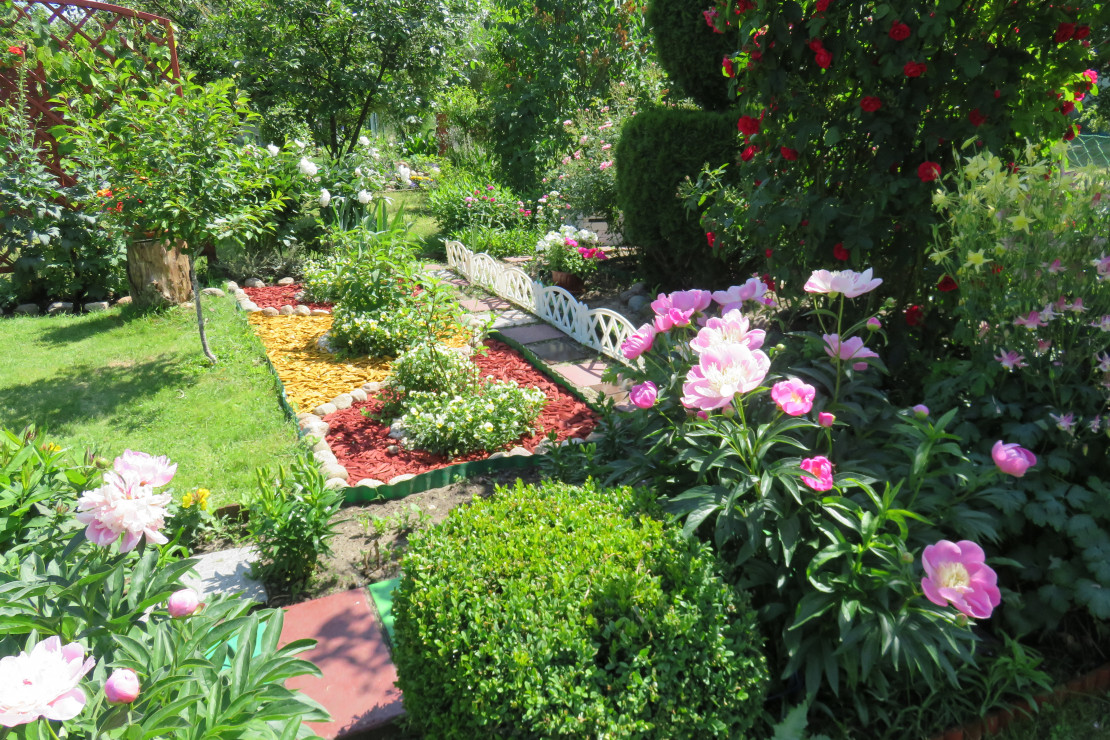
[{"x1": 550, "y1": 270, "x2": 584, "y2": 295}]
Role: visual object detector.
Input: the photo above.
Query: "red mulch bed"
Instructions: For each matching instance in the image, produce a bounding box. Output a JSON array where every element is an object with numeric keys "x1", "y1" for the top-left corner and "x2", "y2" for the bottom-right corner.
[
  {"x1": 325, "y1": 340, "x2": 599, "y2": 483},
  {"x1": 242, "y1": 284, "x2": 333, "y2": 311}
]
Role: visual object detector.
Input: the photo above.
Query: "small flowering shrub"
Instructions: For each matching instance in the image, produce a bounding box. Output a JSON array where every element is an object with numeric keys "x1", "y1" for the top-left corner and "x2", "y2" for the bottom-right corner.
[
  {"x1": 532, "y1": 225, "x2": 607, "y2": 276},
  {"x1": 426, "y1": 171, "x2": 531, "y2": 235},
  {"x1": 165, "y1": 487, "x2": 218, "y2": 550},
  {"x1": 399, "y1": 381, "x2": 546, "y2": 457},
  {"x1": 393, "y1": 479, "x2": 769, "y2": 739},
  {"x1": 375, "y1": 340, "x2": 480, "y2": 420}
]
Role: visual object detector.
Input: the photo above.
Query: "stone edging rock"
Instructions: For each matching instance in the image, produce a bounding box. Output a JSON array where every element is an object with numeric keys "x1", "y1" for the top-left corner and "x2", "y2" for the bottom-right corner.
[{"x1": 225, "y1": 279, "x2": 331, "y2": 317}]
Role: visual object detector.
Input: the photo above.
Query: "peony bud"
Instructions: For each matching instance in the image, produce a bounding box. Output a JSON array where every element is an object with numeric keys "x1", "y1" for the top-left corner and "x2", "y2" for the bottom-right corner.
[
  {"x1": 105, "y1": 668, "x2": 140, "y2": 704},
  {"x1": 912, "y1": 404, "x2": 929, "y2": 419},
  {"x1": 866, "y1": 317, "x2": 881, "y2": 331},
  {"x1": 167, "y1": 588, "x2": 200, "y2": 618},
  {"x1": 629, "y1": 382, "x2": 658, "y2": 409},
  {"x1": 818, "y1": 412, "x2": 835, "y2": 428}
]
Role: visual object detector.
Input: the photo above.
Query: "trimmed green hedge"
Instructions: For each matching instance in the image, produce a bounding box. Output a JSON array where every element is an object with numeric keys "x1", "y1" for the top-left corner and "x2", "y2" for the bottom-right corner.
[
  {"x1": 648, "y1": 0, "x2": 736, "y2": 111},
  {"x1": 392, "y1": 479, "x2": 768, "y2": 739},
  {"x1": 615, "y1": 107, "x2": 739, "y2": 290}
]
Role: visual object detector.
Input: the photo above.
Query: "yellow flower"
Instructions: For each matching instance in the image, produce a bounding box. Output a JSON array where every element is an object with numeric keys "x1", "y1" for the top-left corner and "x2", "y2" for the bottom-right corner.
[
  {"x1": 40, "y1": 442, "x2": 61, "y2": 453},
  {"x1": 964, "y1": 250, "x2": 988, "y2": 271},
  {"x1": 182, "y1": 492, "x2": 194, "y2": 509},
  {"x1": 195, "y1": 488, "x2": 211, "y2": 511},
  {"x1": 1007, "y1": 212, "x2": 1033, "y2": 232}
]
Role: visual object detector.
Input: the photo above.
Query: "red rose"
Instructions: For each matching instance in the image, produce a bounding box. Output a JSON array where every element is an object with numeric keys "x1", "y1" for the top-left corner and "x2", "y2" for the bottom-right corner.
[
  {"x1": 917, "y1": 161, "x2": 941, "y2": 182},
  {"x1": 741, "y1": 145, "x2": 758, "y2": 161},
  {"x1": 903, "y1": 61, "x2": 927, "y2": 77},
  {"x1": 1075, "y1": 25, "x2": 1090, "y2": 40},
  {"x1": 8, "y1": 45, "x2": 23, "y2": 56},
  {"x1": 994, "y1": 89, "x2": 1001, "y2": 98},
  {"x1": 1060, "y1": 100, "x2": 1075, "y2": 115},
  {"x1": 706, "y1": 232, "x2": 716, "y2": 248},
  {"x1": 860, "y1": 96, "x2": 882, "y2": 112},
  {"x1": 814, "y1": 0, "x2": 830, "y2": 11},
  {"x1": 905, "y1": 304, "x2": 924, "y2": 327},
  {"x1": 737, "y1": 115, "x2": 760, "y2": 138},
  {"x1": 761, "y1": 273, "x2": 775, "y2": 292},
  {"x1": 765, "y1": 248, "x2": 773, "y2": 258},
  {"x1": 937, "y1": 275, "x2": 958, "y2": 292},
  {"x1": 808, "y1": 39, "x2": 824, "y2": 52},
  {"x1": 1055, "y1": 22, "x2": 1075, "y2": 43},
  {"x1": 722, "y1": 56, "x2": 735, "y2": 77},
  {"x1": 814, "y1": 48, "x2": 833, "y2": 68},
  {"x1": 1064, "y1": 124, "x2": 1078, "y2": 141},
  {"x1": 968, "y1": 108, "x2": 986, "y2": 127},
  {"x1": 889, "y1": 21, "x2": 911, "y2": 41},
  {"x1": 781, "y1": 147, "x2": 799, "y2": 161},
  {"x1": 832, "y1": 242, "x2": 849, "y2": 261}
]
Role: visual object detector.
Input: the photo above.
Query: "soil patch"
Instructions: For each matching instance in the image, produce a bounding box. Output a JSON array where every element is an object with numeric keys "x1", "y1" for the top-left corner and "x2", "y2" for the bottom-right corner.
[
  {"x1": 324, "y1": 339, "x2": 598, "y2": 483},
  {"x1": 243, "y1": 284, "x2": 333, "y2": 311}
]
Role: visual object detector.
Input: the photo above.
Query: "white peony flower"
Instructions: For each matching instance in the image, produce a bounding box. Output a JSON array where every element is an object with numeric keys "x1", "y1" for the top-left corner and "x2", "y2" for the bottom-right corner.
[
  {"x1": 266, "y1": 143, "x2": 279, "y2": 156},
  {"x1": 298, "y1": 158, "x2": 318, "y2": 176},
  {"x1": 319, "y1": 189, "x2": 331, "y2": 207},
  {"x1": 75, "y1": 470, "x2": 171, "y2": 552},
  {"x1": 294, "y1": 139, "x2": 306, "y2": 149},
  {"x1": 359, "y1": 135, "x2": 370, "y2": 146},
  {"x1": 354, "y1": 167, "x2": 363, "y2": 177},
  {"x1": 397, "y1": 165, "x2": 411, "y2": 182},
  {"x1": 0, "y1": 637, "x2": 96, "y2": 726},
  {"x1": 358, "y1": 190, "x2": 373, "y2": 204}
]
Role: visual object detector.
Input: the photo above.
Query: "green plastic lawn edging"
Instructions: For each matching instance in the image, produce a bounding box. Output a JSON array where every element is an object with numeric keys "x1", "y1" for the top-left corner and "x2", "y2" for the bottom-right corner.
[
  {"x1": 367, "y1": 578, "x2": 400, "y2": 648},
  {"x1": 227, "y1": 295, "x2": 299, "y2": 423}
]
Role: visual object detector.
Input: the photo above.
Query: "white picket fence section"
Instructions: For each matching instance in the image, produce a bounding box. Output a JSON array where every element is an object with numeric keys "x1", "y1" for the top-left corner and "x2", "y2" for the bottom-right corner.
[{"x1": 445, "y1": 240, "x2": 636, "y2": 363}]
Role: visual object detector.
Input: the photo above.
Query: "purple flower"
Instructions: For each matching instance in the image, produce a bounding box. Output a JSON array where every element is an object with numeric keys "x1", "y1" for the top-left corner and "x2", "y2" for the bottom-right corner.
[{"x1": 629, "y1": 382, "x2": 658, "y2": 409}]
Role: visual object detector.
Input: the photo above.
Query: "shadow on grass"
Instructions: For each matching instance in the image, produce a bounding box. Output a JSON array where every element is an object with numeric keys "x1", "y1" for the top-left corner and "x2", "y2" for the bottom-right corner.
[
  {"x1": 0, "y1": 354, "x2": 194, "y2": 436},
  {"x1": 33, "y1": 311, "x2": 131, "y2": 345}
]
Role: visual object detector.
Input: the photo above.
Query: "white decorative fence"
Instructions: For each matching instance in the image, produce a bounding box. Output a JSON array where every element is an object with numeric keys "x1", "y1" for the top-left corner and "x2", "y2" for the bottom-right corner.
[{"x1": 446, "y1": 241, "x2": 636, "y2": 363}]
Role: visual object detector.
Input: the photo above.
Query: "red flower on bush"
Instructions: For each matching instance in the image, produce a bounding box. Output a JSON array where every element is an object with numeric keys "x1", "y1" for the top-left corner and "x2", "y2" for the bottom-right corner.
[
  {"x1": 8, "y1": 45, "x2": 23, "y2": 56},
  {"x1": 706, "y1": 232, "x2": 716, "y2": 249},
  {"x1": 917, "y1": 161, "x2": 942, "y2": 182},
  {"x1": 1054, "y1": 22, "x2": 1075, "y2": 43},
  {"x1": 1064, "y1": 124, "x2": 1079, "y2": 141},
  {"x1": 781, "y1": 147, "x2": 799, "y2": 161},
  {"x1": 905, "y1": 304, "x2": 924, "y2": 326},
  {"x1": 937, "y1": 275, "x2": 959, "y2": 292},
  {"x1": 814, "y1": 0, "x2": 830, "y2": 11},
  {"x1": 808, "y1": 38, "x2": 825, "y2": 52},
  {"x1": 1060, "y1": 100, "x2": 1075, "y2": 115},
  {"x1": 761, "y1": 273, "x2": 775, "y2": 292},
  {"x1": 889, "y1": 21, "x2": 911, "y2": 41},
  {"x1": 814, "y1": 48, "x2": 833, "y2": 69},
  {"x1": 903, "y1": 61, "x2": 927, "y2": 77},
  {"x1": 832, "y1": 242, "x2": 849, "y2": 261},
  {"x1": 1075, "y1": 25, "x2": 1090, "y2": 40},
  {"x1": 968, "y1": 108, "x2": 986, "y2": 127},
  {"x1": 860, "y1": 96, "x2": 882, "y2": 112},
  {"x1": 737, "y1": 115, "x2": 760, "y2": 139},
  {"x1": 722, "y1": 56, "x2": 735, "y2": 77},
  {"x1": 765, "y1": 248, "x2": 773, "y2": 258},
  {"x1": 741, "y1": 145, "x2": 758, "y2": 161}
]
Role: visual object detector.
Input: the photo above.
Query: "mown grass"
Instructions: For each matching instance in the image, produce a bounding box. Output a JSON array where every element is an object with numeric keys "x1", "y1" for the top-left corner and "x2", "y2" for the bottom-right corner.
[
  {"x1": 384, "y1": 188, "x2": 444, "y2": 258},
  {"x1": 0, "y1": 296, "x2": 302, "y2": 508},
  {"x1": 995, "y1": 690, "x2": 1110, "y2": 740}
]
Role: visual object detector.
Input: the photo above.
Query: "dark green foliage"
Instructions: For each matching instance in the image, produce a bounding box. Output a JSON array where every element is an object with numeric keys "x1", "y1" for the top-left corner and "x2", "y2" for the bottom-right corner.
[
  {"x1": 392, "y1": 478, "x2": 768, "y2": 739},
  {"x1": 648, "y1": 0, "x2": 735, "y2": 110},
  {"x1": 615, "y1": 107, "x2": 739, "y2": 289}
]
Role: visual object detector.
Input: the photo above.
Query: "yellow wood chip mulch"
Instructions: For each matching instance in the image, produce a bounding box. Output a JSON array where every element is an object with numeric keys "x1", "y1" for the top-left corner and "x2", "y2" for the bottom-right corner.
[{"x1": 247, "y1": 314, "x2": 392, "y2": 413}]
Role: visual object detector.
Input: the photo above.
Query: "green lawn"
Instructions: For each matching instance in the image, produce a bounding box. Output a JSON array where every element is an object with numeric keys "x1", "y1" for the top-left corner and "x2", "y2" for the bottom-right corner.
[
  {"x1": 996, "y1": 690, "x2": 1110, "y2": 740},
  {"x1": 0, "y1": 297, "x2": 302, "y2": 508},
  {"x1": 385, "y1": 188, "x2": 444, "y2": 258}
]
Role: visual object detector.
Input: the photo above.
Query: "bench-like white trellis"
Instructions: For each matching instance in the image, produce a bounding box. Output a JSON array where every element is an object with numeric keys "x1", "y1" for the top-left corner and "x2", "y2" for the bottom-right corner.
[{"x1": 446, "y1": 241, "x2": 636, "y2": 363}]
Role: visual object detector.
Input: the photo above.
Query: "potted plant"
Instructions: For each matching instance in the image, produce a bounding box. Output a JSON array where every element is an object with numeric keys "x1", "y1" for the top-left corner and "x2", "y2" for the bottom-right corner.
[{"x1": 533, "y1": 225, "x2": 607, "y2": 294}]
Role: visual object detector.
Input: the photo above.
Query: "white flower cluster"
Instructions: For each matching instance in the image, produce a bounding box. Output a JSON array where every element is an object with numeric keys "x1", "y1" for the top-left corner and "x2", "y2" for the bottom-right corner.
[
  {"x1": 400, "y1": 381, "x2": 546, "y2": 457},
  {"x1": 535, "y1": 225, "x2": 599, "y2": 253}
]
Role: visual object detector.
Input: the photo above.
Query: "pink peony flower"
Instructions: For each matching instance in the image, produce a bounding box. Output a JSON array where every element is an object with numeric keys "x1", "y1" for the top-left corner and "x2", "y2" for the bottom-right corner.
[
  {"x1": 711, "y1": 277, "x2": 773, "y2": 310},
  {"x1": 689, "y1": 310, "x2": 766, "y2": 353},
  {"x1": 823, "y1": 334, "x2": 879, "y2": 363},
  {"x1": 651, "y1": 289, "x2": 713, "y2": 317},
  {"x1": 653, "y1": 307, "x2": 695, "y2": 332},
  {"x1": 105, "y1": 669, "x2": 140, "y2": 705},
  {"x1": 621, "y1": 323, "x2": 656, "y2": 359},
  {"x1": 991, "y1": 440, "x2": 1036, "y2": 477},
  {"x1": 681, "y1": 343, "x2": 771, "y2": 410},
  {"x1": 771, "y1": 379, "x2": 816, "y2": 416},
  {"x1": 800, "y1": 456, "x2": 834, "y2": 491},
  {"x1": 629, "y1": 382, "x2": 658, "y2": 409},
  {"x1": 167, "y1": 588, "x2": 201, "y2": 618},
  {"x1": 921, "y1": 540, "x2": 1001, "y2": 619},
  {"x1": 818, "y1": 412, "x2": 835, "y2": 428},
  {"x1": 75, "y1": 470, "x2": 172, "y2": 552},
  {"x1": 804, "y1": 268, "x2": 883, "y2": 298},
  {"x1": 113, "y1": 450, "x2": 176, "y2": 487},
  {"x1": 0, "y1": 636, "x2": 96, "y2": 727}
]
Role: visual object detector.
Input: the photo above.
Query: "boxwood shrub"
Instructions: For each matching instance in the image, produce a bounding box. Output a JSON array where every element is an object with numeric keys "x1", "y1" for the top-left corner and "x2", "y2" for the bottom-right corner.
[
  {"x1": 648, "y1": 0, "x2": 736, "y2": 111},
  {"x1": 392, "y1": 479, "x2": 768, "y2": 739},
  {"x1": 615, "y1": 107, "x2": 740, "y2": 290}
]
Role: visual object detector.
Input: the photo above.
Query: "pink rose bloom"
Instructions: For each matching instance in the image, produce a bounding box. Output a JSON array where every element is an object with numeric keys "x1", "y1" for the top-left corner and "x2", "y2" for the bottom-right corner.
[
  {"x1": 621, "y1": 323, "x2": 656, "y2": 359},
  {"x1": 711, "y1": 277, "x2": 773, "y2": 311},
  {"x1": 818, "y1": 412, "x2": 835, "y2": 427},
  {"x1": 681, "y1": 343, "x2": 771, "y2": 410},
  {"x1": 651, "y1": 290, "x2": 713, "y2": 317},
  {"x1": 167, "y1": 588, "x2": 201, "y2": 618},
  {"x1": 921, "y1": 540, "x2": 1001, "y2": 619},
  {"x1": 629, "y1": 381, "x2": 658, "y2": 409},
  {"x1": 75, "y1": 470, "x2": 172, "y2": 552},
  {"x1": 771, "y1": 379, "x2": 816, "y2": 416},
  {"x1": 689, "y1": 310, "x2": 766, "y2": 353},
  {"x1": 105, "y1": 669, "x2": 140, "y2": 705},
  {"x1": 804, "y1": 268, "x2": 883, "y2": 298},
  {"x1": 800, "y1": 456, "x2": 834, "y2": 491},
  {"x1": 991, "y1": 440, "x2": 1036, "y2": 477},
  {"x1": 113, "y1": 449, "x2": 176, "y2": 487},
  {"x1": 823, "y1": 334, "x2": 879, "y2": 362},
  {"x1": 0, "y1": 636, "x2": 96, "y2": 727}
]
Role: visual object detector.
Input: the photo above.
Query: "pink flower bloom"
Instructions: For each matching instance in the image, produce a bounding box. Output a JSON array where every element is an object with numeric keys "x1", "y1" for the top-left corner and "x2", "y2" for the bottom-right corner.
[
  {"x1": 167, "y1": 588, "x2": 201, "y2": 618},
  {"x1": 1093, "y1": 254, "x2": 1110, "y2": 280},
  {"x1": 804, "y1": 268, "x2": 883, "y2": 298},
  {"x1": 1050, "y1": 412, "x2": 1076, "y2": 434},
  {"x1": 622, "y1": 324, "x2": 656, "y2": 360},
  {"x1": 991, "y1": 440, "x2": 1036, "y2": 477},
  {"x1": 1091, "y1": 315, "x2": 1110, "y2": 332},
  {"x1": 0, "y1": 636, "x2": 95, "y2": 727},
  {"x1": 653, "y1": 307, "x2": 695, "y2": 332},
  {"x1": 651, "y1": 289, "x2": 713, "y2": 316},
  {"x1": 921, "y1": 540, "x2": 1001, "y2": 619},
  {"x1": 690, "y1": 310, "x2": 766, "y2": 353},
  {"x1": 818, "y1": 412, "x2": 835, "y2": 427},
  {"x1": 771, "y1": 379, "x2": 816, "y2": 416},
  {"x1": 629, "y1": 382, "x2": 658, "y2": 409},
  {"x1": 822, "y1": 334, "x2": 879, "y2": 363},
  {"x1": 599, "y1": 161, "x2": 613, "y2": 170},
  {"x1": 105, "y1": 669, "x2": 140, "y2": 705},
  {"x1": 800, "y1": 455, "x2": 834, "y2": 491},
  {"x1": 1046, "y1": 258, "x2": 1064, "y2": 274},
  {"x1": 113, "y1": 450, "x2": 176, "y2": 487},
  {"x1": 711, "y1": 277, "x2": 773, "y2": 310},
  {"x1": 681, "y1": 343, "x2": 771, "y2": 410},
  {"x1": 1096, "y1": 351, "x2": 1110, "y2": 373},
  {"x1": 912, "y1": 404, "x2": 929, "y2": 418},
  {"x1": 1012, "y1": 310, "x2": 1046, "y2": 330},
  {"x1": 75, "y1": 470, "x2": 171, "y2": 552},
  {"x1": 994, "y1": 349, "x2": 1027, "y2": 369}
]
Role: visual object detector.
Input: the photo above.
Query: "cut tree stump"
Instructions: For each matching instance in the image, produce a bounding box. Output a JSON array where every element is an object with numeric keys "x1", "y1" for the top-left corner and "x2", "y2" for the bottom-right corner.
[{"x1": 127, "y1": 237, "x2": 192, "y2": 308}]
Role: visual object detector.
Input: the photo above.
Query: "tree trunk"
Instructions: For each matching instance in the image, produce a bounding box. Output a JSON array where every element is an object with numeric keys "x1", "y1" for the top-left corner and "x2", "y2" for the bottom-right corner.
[
  {"x1": 189, "y1": 257, "x2": 217, "y2": 364},
  {"x1": 126, "y1": 237, "x2": 192, "y2": 308}
]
